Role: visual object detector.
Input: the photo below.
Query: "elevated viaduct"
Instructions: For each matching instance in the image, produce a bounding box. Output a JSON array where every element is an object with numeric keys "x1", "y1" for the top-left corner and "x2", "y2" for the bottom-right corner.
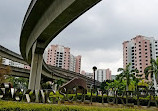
[
  {"x1": 0, "y1": 45, "x2": 101, "y2": 87},
  {"x1": 20, "y1": 0, "x2": 102, "y2": 90}
]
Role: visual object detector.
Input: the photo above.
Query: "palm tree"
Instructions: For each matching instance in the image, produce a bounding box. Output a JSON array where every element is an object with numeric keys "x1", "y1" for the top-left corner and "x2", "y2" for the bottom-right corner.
[
  {"x1": 117, "y1": 63, "x2": 139, "y2": 91},
  {"x1": 144, "y1": 58, "x2": 158, "y2": 90},
  {"x1": 133, "y1": 74, "x2": 142, "y2": 90}
]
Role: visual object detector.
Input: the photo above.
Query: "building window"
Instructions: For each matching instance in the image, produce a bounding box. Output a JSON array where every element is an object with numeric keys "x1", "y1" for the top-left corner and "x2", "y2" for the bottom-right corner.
[
  {"x1": 140, "y1": 70, "x2": 142, "y2": 73},
  {"x1": 145, "y1": 42, "x2": 147, "y2": 44},
  {"x1": 139, "y1": 45, "x2": 141, "y2": 47},
  {"x1": 155, "y1": 41, "x2": 157, "y2": 43},
  {"x1": 156, "y1": 45, "x2": 157, "y2": 47},
  {"x1": 145, "y1": 49, "x2": 147, "y2": 51}
]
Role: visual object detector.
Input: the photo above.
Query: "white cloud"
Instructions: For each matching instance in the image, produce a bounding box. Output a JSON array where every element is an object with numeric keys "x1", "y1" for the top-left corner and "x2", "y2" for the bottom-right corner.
[{"x1": 71, "y1": 49, "x2": 123, "y2": 75}]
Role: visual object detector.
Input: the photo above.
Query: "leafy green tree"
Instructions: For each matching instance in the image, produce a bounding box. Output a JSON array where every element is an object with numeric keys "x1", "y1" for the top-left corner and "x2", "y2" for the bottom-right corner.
[
  {"x1": 117, "y1": 63, "x2": 139, "y2": 91},
  {"x1": 8, "y1": 77, "x2": 28, "y2": 89},
  {"x1": 55, "y1": 79, "x2": 64, "y2": 90},
  {"x1": 144, "y1": 58, "x2": 158, "y2": 90},
  {"x1": 133, "y1": 74, "x2": 143, "y2": 90},
  {"x1": 41, "y1": 81, "x2": 52, "y2": 89},
  {"x1": 128, "y1": 80, "x2": 135, "y2": 91},
  {"x1": 106, "y1": 80, "x2": 126, "y2": 91},
  {"x1": 138, "y1": 80, "x2": 149, "y2": 87},
  {"x1": 100, "y1": 80, "x2": 114, "y2": 90}
]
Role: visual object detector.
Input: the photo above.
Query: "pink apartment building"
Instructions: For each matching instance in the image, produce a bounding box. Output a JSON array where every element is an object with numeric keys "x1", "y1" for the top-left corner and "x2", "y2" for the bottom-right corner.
[
  {"x1": 45, "y1": 45, "x2": 81, "y2": 73},
  {"x1": 75, "y1": 55, "x2": 81, "y2": 73},
  {"x1": 123, "y1": 35, "x2": 157, "y2": 80},
  {"x1": 106, "y1": 68, "x2": 111, "y2": 80}
]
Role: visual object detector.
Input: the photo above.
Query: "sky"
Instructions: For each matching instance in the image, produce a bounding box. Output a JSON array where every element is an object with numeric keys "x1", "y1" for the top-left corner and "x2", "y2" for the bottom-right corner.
[{"x1": 1, "y1": 0, "x2": 158, "y2": 75}]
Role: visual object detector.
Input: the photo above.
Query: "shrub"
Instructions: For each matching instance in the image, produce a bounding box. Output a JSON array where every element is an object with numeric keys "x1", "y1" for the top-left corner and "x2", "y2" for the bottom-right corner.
[{"x1": 0, "y1": 100, "x2": 153, "y2": 111}]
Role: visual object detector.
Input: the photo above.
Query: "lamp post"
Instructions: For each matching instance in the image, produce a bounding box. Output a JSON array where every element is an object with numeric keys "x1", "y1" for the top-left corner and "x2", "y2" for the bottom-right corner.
[{"x1": 93, "y1": 66, "x2": 97, "y2": 90}]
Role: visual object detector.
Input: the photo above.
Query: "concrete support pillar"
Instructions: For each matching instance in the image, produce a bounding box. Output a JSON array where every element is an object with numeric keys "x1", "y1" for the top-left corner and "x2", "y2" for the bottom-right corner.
[{"x1": 28, "y1": 42, "x2": 43, "y2": 91}]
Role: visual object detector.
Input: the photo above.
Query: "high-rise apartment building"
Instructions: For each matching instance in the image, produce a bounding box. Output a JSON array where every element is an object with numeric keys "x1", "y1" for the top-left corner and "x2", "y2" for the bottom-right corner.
[
  {"x1": 45, "y1": 45, "x2": 81, "y2": 73},
  {"x1": 69, "y1": 54, "x2": 76, "y2": 72},
  {"x1": 123, "y1": 35, "x2": 158, "y2": 80},
  {"x1": 95, "y1": 69, "x2": 111, "y2": 82},
  {"x1": 106, "y1": 68, "x2": 112, "y2": 80},
  {"x1": 46, "y1": 45, "x2": 70, "y2": 70},
  {"x1": 75, "y1": 55, "x2": 81, "y2": 73}
]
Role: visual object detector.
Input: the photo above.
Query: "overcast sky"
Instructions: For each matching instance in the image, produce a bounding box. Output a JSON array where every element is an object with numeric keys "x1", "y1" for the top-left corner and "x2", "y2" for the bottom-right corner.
[{"x1": 1, "y1": 0, "x2": 158, "y2": 75}]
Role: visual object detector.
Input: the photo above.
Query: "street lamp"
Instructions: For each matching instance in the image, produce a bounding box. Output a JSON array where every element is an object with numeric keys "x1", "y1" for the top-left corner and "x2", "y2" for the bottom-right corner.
[{"x1": 92, "y1": 66, "x2": 97, "y2": 90}]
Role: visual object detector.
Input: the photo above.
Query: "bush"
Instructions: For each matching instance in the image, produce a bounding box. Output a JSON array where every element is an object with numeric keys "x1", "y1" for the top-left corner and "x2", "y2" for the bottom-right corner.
[{"x1": 0, "y1": 100, "x2": 152, "y2": 111}]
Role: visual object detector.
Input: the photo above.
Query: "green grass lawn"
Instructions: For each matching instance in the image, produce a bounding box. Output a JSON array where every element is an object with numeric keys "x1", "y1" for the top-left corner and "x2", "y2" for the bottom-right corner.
[{"x1": 0, "y1": 100, "x2": 158, "y2": 111}]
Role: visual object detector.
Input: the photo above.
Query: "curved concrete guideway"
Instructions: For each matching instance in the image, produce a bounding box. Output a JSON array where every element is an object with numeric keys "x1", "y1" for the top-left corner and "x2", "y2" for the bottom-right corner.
[
  {"x1": 20, "y1": 0, "x2": 102, "y2": 90},
  {"x1": 0, "y1": 45, "x2": 101, "y2": 88}
]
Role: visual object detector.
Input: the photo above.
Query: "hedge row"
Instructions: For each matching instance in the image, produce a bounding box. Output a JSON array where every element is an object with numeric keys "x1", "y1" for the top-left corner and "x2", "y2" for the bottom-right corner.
[
  {"x1": 49, "y1": 92, "x2": 158, "y2": 107},
  {"x1": 0, "y1": 100, "x2": 152, "y2": 111}
]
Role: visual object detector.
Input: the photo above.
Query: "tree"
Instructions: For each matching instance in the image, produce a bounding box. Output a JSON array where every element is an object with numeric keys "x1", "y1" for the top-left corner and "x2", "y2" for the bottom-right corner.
[
  {"x1": 117, "y1": 63, "x2": 139, "y2": 91},
  {"x1": 133, "y1": 73, "x2": 143, "y2": 90},
  {"x1": 54, "y1": 79, "x2": 64, "y2": 90},
  {"x1": 144, "y1": 58, "x2": 158, "y2": 90},
  {"x1": 0, "y1": 58, "x2": 11, "y2": 84},
  {"x1": 138, "y1": 80, "x2": 149, "y2": 87},
  {"x1": 7, "y1": 77, "x2": 28, "y2": 89},
  {"x1": 100, "y1": 80, "x2": 114, "y2": 90},
  {"x1": 106, "y1": 80, "x2": 126, "y2": 91}
]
